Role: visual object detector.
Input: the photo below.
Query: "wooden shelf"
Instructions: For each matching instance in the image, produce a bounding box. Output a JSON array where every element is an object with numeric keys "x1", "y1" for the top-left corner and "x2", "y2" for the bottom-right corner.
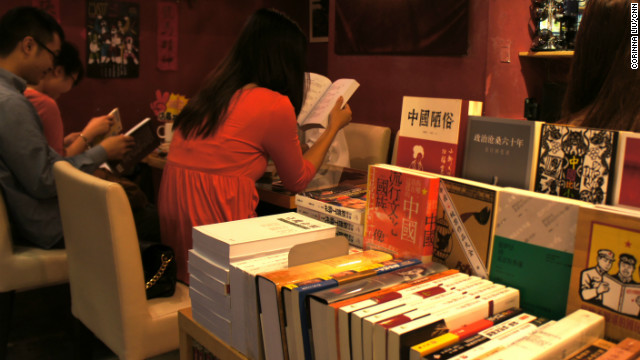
[
  {"x1": 178, "y1": 307, "x2": 248, "y2": 360},
  {"x1": 519, "y1": 50, "x2": 574, "y2": 58}
]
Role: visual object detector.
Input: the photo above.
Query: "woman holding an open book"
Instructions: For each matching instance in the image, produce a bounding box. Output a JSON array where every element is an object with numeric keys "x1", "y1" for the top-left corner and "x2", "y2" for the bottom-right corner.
[{"x1": 157, "y1": 8, "x2": 352, "y2": 283}]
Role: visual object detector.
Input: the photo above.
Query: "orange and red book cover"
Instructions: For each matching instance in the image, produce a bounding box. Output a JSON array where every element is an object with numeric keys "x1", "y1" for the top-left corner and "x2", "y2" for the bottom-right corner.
[{"x1": 364, "y1": 164, "x2": 440, "y2": 262}]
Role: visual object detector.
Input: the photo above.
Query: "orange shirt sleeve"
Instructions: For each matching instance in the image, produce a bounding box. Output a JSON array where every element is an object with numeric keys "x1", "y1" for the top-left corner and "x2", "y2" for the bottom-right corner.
[{"x1": 261, "y1": 95, "x2": 316, "y2": 193}]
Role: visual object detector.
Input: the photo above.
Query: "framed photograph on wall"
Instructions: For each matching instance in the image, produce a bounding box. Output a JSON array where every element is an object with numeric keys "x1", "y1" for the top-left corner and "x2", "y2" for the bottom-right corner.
[
  {"x1": 310, "y1": 0, "x2": 328, "y2": 43},
  {"x1": 335, "y1": 0, "x2": 469, "y2": 56}
]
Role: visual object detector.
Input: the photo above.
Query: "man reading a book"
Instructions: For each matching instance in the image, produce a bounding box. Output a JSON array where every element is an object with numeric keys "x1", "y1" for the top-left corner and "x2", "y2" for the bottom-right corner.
[
  {"x1": 615, "y1": 254, "x2": 638, "y2": 284},
  {"x1": 580, "y1": 249, "x2": 615, "y2": 304},
  {"x1": 0, "y1": 7, "x2": 133, "y2": 249},
  {"x1": 24, "y1": 40, "x2": 117, "y2": 157}
]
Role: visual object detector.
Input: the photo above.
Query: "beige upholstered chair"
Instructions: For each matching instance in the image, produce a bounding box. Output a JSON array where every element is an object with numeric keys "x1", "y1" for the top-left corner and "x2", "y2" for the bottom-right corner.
[
  {"x1": 343, "y1": 122, "x2": 392, "y2": 171},
  {"x1": 391, "y1": 131, "x2": 400, "y2": 164},
  {"x1": 0, "y1": 190, "x2": 68, "y2": 359},
  {"x1": 53, "y1": 161, "x2": 190, "y2": 360}
]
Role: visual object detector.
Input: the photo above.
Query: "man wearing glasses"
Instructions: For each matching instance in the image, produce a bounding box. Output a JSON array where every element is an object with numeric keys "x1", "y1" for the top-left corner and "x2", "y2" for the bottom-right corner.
[{"x1": 0, "y1": 6, "x2": 133, "y2": 249}]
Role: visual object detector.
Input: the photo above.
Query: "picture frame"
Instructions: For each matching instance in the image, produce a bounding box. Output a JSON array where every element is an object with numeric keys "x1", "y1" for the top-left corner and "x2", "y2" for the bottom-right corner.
[{"x1": 309, "y1": 0, "x2": 328, "y2": 43}]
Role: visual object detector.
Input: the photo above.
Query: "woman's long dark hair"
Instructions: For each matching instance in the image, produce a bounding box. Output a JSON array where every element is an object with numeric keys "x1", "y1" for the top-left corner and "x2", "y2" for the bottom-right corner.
[
  {"x1": 174, "y1": 8, "x2": 308, "y2": 139},
  {"x1": 561, "y1": 0, "x2": 640, "y2": 131}
]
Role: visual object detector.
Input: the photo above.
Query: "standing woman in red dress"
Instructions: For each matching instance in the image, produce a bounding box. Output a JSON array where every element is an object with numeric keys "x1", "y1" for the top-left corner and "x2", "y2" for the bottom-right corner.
[{"x1": 158, "y1": 8, "x2": 352, "y2": 283}]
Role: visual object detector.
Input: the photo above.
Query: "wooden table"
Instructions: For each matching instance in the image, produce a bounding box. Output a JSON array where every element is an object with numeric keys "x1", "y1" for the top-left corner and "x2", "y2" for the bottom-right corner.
[
  {"x1": 178, "y1": 307, "x2": 247, "y2": 360},
  {"x1": 144, "y1": 151, "x2": 367, "y2": 210}
]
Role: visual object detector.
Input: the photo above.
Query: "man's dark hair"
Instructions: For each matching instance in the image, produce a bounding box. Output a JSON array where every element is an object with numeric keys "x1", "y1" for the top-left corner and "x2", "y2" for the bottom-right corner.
[
  {"x1": 0, "y1": 6, "x2": 65, "y2": 57},
  {"x1": 55, "y1": 41, "x2": 83, "y2": 85}
]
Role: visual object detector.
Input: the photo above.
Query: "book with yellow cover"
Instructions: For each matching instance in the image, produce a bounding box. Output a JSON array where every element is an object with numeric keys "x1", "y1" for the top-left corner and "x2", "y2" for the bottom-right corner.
[
  {"x1": 256, "y1": 250, "x2": 393, "y2": 360},
  {"x1": 566, "y1": 206, "x2": 640, "y2": 342}
]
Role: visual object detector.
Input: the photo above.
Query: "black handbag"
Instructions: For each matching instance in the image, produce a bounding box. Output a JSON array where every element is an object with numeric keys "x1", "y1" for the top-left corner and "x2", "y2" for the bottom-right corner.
[{"x1": 140, "y1": 242, "x2": 177, "y2": 299}]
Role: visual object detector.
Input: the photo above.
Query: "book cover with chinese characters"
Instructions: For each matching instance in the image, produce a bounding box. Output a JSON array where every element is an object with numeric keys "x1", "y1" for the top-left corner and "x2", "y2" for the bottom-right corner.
[
  {"x1": 395, "y1": 96, "x2": 481, "y2": 176},
  {"x1": 534, "y1": 124, "x2": 618, "y2": 205},
  {"x1": 490, "y1": 187, "x2": 586, "y2": 320},
  {"x1": 363, "y1": 164, "x2": 439, "y2": 262},
  {"x1": 462, "y1": 116, "x2": 543, "y2": 191},
  {"x1": 566, "y1": 206, "x2": 640, "y2": 342},
  {"x1": 429, "y1": 173, "x2": 500, "y2": 277}
]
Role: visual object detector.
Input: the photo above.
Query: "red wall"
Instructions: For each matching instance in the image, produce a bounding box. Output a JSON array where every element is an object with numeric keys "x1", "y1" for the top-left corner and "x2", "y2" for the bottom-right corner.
[
  {"x1": 327, "y1": 0, "x2": 489, "y2": 131},
  {"x1": 1, "y1": 1, "x2": 541, "y2": 138},
  {"x1": 0, "y1": 0, "x2": 319, "y2": 133}
]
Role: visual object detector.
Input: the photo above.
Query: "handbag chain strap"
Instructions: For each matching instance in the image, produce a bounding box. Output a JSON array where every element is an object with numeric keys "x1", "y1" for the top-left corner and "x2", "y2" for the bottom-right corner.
[{"x1": 145, "y1": 253, "x2": 173, "y2": 290}]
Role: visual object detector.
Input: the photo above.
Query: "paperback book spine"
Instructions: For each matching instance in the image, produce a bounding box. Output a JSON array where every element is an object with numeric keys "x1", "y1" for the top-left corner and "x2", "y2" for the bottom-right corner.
[{"x1": 295, "y1": 193, "x2": 365, "y2": 224}]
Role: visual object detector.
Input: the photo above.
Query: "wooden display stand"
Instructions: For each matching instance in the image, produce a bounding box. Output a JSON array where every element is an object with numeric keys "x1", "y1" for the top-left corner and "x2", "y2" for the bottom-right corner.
[{"x1": 178, "y1": 307, "x2": 248, "y2": 360}]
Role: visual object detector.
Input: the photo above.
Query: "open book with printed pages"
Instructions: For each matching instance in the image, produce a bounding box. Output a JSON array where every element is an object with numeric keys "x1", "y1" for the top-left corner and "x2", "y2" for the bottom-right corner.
[
  {"x1": 91, "y1": 107, "x2": 123, "y2": 146},
  {"x1": 297, "y1": 72, "x2": 359, "y2": 128},
  {"x1": 106, "y1": 117, "x2": 161, "y2": 176}
]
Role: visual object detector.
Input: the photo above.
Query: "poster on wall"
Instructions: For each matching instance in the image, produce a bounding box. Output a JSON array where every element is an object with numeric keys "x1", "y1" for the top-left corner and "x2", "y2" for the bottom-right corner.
[
  {"x1": 32, "y1": 0, "x2": 60, "y2": 23},
  {"x1": 309, "y1": 0, "x2": 328, "y2": 42},
  {"x1": 86, "y1": 0, "x2": 140, "y2": 78},
  {"x1": 157, "y1": 2, "x2": 179, "y2": 71},
  {"x1": 334, "y1": 0, "x2": 469, "y2": 55}
]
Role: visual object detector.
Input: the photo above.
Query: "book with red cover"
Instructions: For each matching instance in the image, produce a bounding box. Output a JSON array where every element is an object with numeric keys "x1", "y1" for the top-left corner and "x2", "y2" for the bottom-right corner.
[
  {"x1": 611, "y1": 131, "x2": 640, "y2": 209},
  {"x1": 364, "y1": 164, "x2": 440, "y2": 262},
  {"x1": 395, "y1": 97, "x2": 482, "y2": 176}
]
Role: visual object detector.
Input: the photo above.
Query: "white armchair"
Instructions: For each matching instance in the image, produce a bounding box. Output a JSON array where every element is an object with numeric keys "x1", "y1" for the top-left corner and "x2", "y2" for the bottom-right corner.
[
  {"x1": 53, "y1": 161, "x2": 190, "y2": 360},
  {"x1": 0, "y1": 190, "x2": 68, "y2": 359},
  {"x1": 343, "y1": 122, "x2": 392, "y2": 171}
]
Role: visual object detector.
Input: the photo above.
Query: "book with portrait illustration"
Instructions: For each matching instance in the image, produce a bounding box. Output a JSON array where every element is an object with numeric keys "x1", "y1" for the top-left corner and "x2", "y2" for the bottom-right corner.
[
  {"x1": 297, "y1": 72, "x2": 359, "y2": 128},
  {"x1": 566, "y1": 206, "x2": 640, "y2": 342},
  {"x1": 364, "y1": 164, "x2": 440, "y2": 262},
  {"x1": 534, "y1": 123, "x2": 619, "y2": 205},
  {"x1": 395, "y1": 96, "x2": 482, "y2": 177}
]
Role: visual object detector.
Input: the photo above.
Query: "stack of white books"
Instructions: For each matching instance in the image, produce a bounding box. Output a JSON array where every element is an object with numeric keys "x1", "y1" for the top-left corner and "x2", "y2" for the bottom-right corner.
[{"x1": 187, "y1": 212, "x2": 336, "y2": 356}]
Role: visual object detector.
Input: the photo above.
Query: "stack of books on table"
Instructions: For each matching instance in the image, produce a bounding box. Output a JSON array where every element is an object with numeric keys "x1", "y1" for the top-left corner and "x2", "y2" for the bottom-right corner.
[
  {"x1": 563, "y1": 337, "x2": 640, "y2": 360},
  {"x1": 187, "y1": 212, "x2": 337, "y2": 358},
  {"x1": 256, "y1": 250, "x2": 415, "y2": 360},
  {"x1": 410, "y1": 308, "x2": 604, "y2": 360},
  {"x1": 295, "y1": 184, "x2": 367, "y2": 247}
]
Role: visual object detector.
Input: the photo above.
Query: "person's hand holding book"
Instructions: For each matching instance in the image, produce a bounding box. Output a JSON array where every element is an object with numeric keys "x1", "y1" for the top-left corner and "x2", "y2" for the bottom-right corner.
[
  {"x1": 327, "y1": 96, "x2": 352, "y2": 134},
  {"x1": 81, "y1": 114, "x2": 115, "y2": 143},
  {"x1": 100, "y1": 134, "x2": 135, "y2": 160}
]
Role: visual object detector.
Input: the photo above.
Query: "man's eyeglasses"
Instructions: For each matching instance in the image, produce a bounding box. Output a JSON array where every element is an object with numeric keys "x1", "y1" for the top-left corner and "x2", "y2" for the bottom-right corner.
[{"x1": 32, "y1": 38, "x2": 58, "y2": 62}]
